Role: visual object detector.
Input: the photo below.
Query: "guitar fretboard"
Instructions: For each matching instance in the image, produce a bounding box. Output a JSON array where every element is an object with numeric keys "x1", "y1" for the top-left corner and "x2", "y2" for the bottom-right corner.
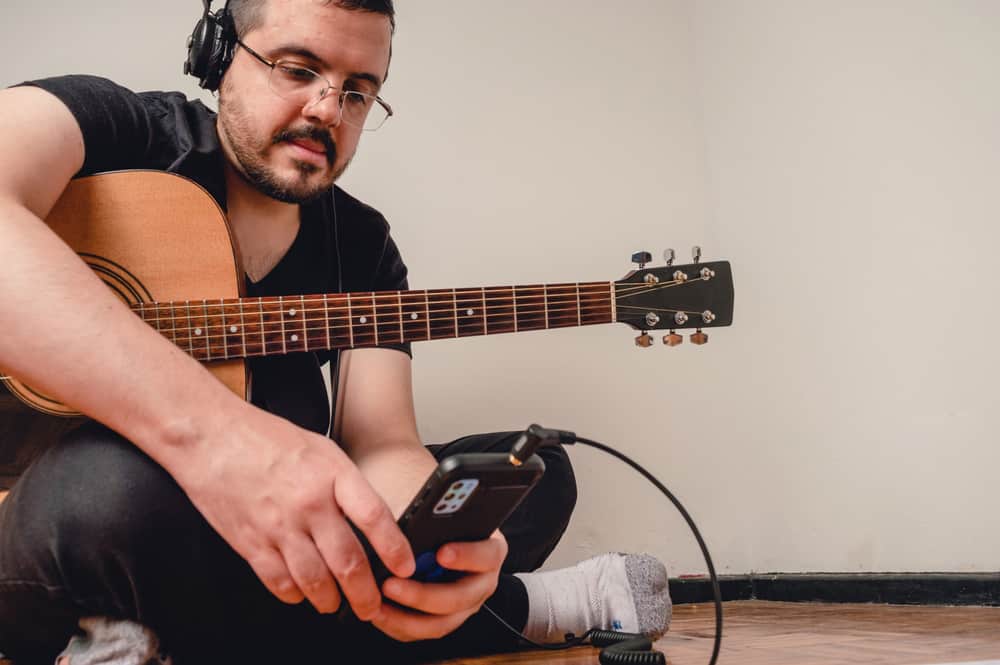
[{"x1": 132, "y1": 282, "x2": 615, "y2": 362}]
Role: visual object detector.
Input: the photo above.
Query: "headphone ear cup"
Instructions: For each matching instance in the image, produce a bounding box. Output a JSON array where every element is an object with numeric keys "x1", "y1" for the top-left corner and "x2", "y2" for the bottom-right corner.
[
  {"x1": 184, "y1": 17, "x2": 214, "y2": 82},
  {"x1": 184, "y1": 10, "x2": 235, "y2": 91}
]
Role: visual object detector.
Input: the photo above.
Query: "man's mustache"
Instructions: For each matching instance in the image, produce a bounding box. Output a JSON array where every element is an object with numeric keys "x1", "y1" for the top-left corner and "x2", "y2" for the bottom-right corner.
[{"x1": 274, "y1": 127, "x2": 337, "y2": 166}]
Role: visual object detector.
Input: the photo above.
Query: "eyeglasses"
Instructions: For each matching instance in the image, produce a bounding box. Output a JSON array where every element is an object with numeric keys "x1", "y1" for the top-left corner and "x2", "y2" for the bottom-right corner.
[{"x1": 235, "y1": 39, "x2": 393, "y2": 131}]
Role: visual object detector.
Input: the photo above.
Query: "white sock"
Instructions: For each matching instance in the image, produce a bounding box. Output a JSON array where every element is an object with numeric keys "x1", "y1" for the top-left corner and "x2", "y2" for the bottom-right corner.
[
  {"x1": 514, "y1": 553, "x2": 672, "y2": 644},
  {"x1": 57, "y1": 617, "x2": 171, "y2": 665}
]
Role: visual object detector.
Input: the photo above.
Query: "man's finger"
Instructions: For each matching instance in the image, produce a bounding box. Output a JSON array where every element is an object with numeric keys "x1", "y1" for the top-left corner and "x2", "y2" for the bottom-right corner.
[
  {"x1": 334, "y1": 467, "x2": 415, "y2": 578},
  {"x1": 371, "y1": 601, "x2": 473, "y2": 643},
  {"x1": 435, "y1": 537, "x2": 507, "y2": 574},
  {"x1": 308, "y1": 507, "x2": 382, "y2": 620},
  {"x1": 244, "y1": 546, "x2": 306, "y2": 605},
  {"x1": 382, "y1": 573, "x2": 493, "y2": 616},
  {"x1": 279, "y1": 531, "x2": 343, "y2": 614}
]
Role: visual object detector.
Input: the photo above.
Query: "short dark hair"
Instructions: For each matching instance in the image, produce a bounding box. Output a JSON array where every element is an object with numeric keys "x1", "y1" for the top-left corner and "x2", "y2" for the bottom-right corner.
[{"x1": 228, "y1": 0, "x2": 395, "y2": 37}]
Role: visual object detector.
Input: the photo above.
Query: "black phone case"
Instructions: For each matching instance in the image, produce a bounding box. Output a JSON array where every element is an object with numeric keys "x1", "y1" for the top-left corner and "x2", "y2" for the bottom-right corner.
[{"x1": 365, "y1": 452, "x2": 545, "y2": 586}]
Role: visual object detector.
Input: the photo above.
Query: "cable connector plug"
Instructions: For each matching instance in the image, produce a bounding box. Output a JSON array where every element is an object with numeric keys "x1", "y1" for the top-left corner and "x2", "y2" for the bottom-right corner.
[{"x1": 508, "y1": 424, "x2": 577, "y2": 466}]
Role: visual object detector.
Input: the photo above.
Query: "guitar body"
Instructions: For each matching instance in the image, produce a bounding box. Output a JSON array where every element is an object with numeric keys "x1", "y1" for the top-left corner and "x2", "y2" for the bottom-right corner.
[{"x1": 0, "y1": 171, "x2": 248, "y2": 488}]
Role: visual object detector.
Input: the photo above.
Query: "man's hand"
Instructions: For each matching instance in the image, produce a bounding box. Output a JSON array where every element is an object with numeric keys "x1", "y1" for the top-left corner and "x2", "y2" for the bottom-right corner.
[
  {"x1": 172, "y1": 400, "x2": 416, "y2": 619},
  {"x1": 371, "y1": 530, "x2": 508, "y2": 642}
]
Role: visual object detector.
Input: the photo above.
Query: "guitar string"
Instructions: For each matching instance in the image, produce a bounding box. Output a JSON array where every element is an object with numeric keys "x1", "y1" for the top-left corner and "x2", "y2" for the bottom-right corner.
[
  {"x1": 131, "y1": 302, "x2": 706, "y2": 344},
  {"x1": 125, "y1": 277, "x2": 699, "y2": 317},
  {"x1": 130, "y1": 278, "x2": 706, "y2": 331}
]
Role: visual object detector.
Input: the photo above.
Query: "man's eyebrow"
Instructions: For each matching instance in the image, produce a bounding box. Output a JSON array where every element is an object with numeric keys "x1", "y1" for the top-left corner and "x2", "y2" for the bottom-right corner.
[{"x1": 269, "y1": 44, "x2": 383, "y2": 89}]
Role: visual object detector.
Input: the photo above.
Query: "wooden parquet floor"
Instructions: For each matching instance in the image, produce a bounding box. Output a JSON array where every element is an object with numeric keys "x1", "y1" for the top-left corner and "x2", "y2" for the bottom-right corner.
[
  {"x1": 0, "y1": 601, "x2": 997, "y2": 664},
  {"x1": 425, "y1": 601, "x2": 1000, "y2": 665}
]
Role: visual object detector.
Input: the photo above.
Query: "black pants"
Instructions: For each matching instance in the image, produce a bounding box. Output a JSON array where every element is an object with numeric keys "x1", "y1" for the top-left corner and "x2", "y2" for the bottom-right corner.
[{"x1": 0, "y1": 423, "x2": 577, "y2": 664}]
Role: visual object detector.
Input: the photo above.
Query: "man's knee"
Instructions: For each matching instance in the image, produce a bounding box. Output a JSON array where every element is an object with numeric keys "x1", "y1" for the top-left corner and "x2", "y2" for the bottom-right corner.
[
  {"x1": 535, "y1": 443, "x2": 577, "y2": 525},
  {"x1": 14, "y1": 423, "x2": 193, "y2": 557}
]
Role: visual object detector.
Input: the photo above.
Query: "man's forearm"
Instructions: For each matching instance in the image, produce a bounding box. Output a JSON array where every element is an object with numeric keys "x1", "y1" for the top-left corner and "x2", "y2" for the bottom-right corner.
[
  {"x1": 351, "y1": 439, "x2": 437, "y2": 519},
  {"x1": 0, "y1": 198, "x2": 242, "y2": 473}
]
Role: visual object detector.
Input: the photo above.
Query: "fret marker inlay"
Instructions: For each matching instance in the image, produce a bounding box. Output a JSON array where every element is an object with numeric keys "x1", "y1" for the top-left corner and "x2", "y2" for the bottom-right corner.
[
  {"x1": 288, "y1": 309, "x2": 296, "y2": 317},
  {"x1": 410, "y1": 313, "x2": 418, "y2": 320},
  {"x1": 360, "y1": 316, "x2": 367, "y2": 324},
  {"x1": 291, "y1": 334, "x2": 299, "y2": 342},
  {"x1": 466, "y1": 308, "x2": 474, "y2": 316},
  {"x1": 229, "y1": 325, "x2": 237, "y2": 333},
  {"x1": 194, "y1": 328, "x2": 203, "y2": 336}
]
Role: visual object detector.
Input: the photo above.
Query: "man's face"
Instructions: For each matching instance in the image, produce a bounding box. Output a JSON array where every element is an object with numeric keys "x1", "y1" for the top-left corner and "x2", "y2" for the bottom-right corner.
[{"x1": 217, "y1": 0, "x2": 392, "y2": 204}]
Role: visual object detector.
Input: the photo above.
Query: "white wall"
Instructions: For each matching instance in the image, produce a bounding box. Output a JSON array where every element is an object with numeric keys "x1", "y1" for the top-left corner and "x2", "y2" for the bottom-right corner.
[{"x1": 2, "y1": 1, "x2": 997, "y2": 576}]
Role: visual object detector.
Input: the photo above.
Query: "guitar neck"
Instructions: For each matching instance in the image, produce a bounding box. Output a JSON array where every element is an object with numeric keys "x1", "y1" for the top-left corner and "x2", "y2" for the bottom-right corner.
[{"x1": 132, "y1": 282, "x2": 615, "y2": 362}]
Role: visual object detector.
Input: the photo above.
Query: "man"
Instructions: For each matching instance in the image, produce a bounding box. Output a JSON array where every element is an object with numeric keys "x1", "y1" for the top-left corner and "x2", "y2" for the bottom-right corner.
[{"x1": 0, "y1": 1, "x2": 670, "y2": 662}]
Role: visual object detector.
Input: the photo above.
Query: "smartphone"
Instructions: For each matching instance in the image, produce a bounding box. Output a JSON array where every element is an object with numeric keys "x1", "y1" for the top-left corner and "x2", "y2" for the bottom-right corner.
[{"x1": 366, "y1": 452, "x2": 546, "y2": 586}]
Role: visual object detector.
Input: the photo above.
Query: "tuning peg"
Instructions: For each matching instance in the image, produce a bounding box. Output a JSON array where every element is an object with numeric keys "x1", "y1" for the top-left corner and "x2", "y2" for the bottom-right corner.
[
  {"x1": 635, "y1": 332, "x2": 653, "y2": 347},
  {"x1": 631, "y1": 251, "x2": 652, "y2": 268},
  {"x1": 690, "y1": 329, "x2": 708, "y2": 345},
  {"x1": 663, "y1": 248, "x2": 675, "y2": 267},
  {"x1": 663, "y1": 331, "x2": 683, "y2": 346},
  {"x1": 692, "y1": 246, "x2": 702, "y2": 264}
]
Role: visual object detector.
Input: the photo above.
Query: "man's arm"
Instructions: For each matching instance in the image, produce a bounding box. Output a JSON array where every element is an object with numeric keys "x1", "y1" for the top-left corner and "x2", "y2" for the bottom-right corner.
[
  {"x1": 0, "y1": 85, "x2": 414, "y2": 617},
  {"x1": 333, "y1": 347, "x2": 509, "y2": 641}
]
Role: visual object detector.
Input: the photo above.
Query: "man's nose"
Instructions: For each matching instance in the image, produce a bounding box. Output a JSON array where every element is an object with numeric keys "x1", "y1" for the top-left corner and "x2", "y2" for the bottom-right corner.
[{"x1": 302, "y1": 88, "x2": 343, "y2": 127}]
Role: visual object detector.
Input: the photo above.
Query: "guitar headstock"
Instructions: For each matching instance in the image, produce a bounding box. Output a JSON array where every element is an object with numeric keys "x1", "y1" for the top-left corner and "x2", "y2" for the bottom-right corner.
[{"x1": 614, "y1": 248, "x2": 734, "y2": 347}]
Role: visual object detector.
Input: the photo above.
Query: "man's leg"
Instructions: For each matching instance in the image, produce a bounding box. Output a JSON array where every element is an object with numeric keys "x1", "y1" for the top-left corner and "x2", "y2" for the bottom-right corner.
[{"x1": 0, "y1": 422, "x2": 342, "y2": 665}]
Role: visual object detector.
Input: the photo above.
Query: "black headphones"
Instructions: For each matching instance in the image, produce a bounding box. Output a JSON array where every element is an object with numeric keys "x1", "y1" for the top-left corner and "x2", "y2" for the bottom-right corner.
[{"x1": 184, "y1": 0, "x2": 237, "y2": 91}]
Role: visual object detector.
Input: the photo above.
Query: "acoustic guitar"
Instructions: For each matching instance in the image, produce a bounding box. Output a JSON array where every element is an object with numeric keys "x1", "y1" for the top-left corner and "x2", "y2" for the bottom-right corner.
[{"x1": 0, "y1": 170, "x2": 735, "y2": 489}]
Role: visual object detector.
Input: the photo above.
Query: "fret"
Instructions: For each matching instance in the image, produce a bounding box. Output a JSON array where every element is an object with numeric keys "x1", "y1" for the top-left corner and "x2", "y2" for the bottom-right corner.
[
  {"x1": 485, "y1": 286, "x2": 515, "y2": 334},
  {"x1": 514, "y1": 284, "x2": 547, "y2": 332},
  {"x1": 425, "y1": 289, "x2": 457, "y2": 340},
  {"x1": 451, "y1": 288, "x2": 459, "y2": 338},
  {"x1": 481, "y1": 288, "x2": 488, "y2": 335},
  {"x1": 454, "y1": 289, "x2": 485, "y2": 338},
  {"x1": 201, "y1": 300, "x2": 212, "y2": 361},
  {"x1": 326, "y1": 294, "x2": 351, "y2": 350},
  {"x1": 277, "y1": 296, "x2": 286, "y2": 353},
  {"x1": 424, "y1": 290, "x2": 431, "y2": 340},
  {"x1": 545, "y1": 283, "x2": 581, "y2": 330},
  {"x1": 609, "y1": 282, "x2": 617, "y2": 322},
  {"x1": 300, "y1": 295, "x2": 309, "y2": 352},
  {"x1": 373, "y1": 291, "x2": 400, "y2": 345},
  {"x1": 543, "y1": 284, "x2": 549, "y2": 329},
  {"x1": 238, "y1": 299, "x2": 248, "y2": 358},
  {"x1": 575, "y1": 283, "x2": 582, "y2": 327},
  {"x1": 169, "y1": 303, "x2": 179, "y2": 347},
  {"x1": 185, "y1": 300, "x2": 202, "y2": 359},
  {"x1": 371, "y1": 293, "x2": 379, "y2": 345},
  {"x1": 579, "y1": 282, "x2": 614, "y2": 325},
  {"x1": 258, "y1": 298, "x2": 267, "y2": 356},
  {"x1": 349, "y1": 292, "x2": 376, "y2": 346},
  {"x1": 512, "y1": 286, "x2": 518, "y2": 332},
  {"x1": 346, "y1": 293, "x2": 355, "y2": 347},
  {"x1": 323, "y1": 294, "x2": 332, "y2": 350},
  {"x1": 397, "y1": 291, "x2": 404, "y2": 343},
  {"x1": 400, "y1": 291, "x2": 429, "y2": 343}
]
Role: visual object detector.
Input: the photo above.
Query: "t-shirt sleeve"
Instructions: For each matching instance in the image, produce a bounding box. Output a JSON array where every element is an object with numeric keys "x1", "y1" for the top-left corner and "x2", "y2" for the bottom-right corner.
[{"x1": 15, "y1": 75, "x2": 154, "y2": 176}]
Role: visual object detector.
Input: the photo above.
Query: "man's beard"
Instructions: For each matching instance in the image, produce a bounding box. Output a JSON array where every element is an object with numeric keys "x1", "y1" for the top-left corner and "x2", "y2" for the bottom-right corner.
[{"x1": 219, "y1": 94, "x2": 347, "y2": 204}]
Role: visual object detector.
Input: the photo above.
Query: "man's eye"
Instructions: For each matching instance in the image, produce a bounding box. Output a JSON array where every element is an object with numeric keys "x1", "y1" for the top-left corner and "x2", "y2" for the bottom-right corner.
[
  {"x1": 344, "y1": 92, "x2": 372, "y2": 107},
  {"x1": 277, "y1": 65, "x2": 316, "y2": 82}
]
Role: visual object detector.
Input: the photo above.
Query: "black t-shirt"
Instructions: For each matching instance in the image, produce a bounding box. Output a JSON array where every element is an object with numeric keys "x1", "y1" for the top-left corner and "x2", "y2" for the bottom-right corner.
[{"x1": 20, "y1": 75, "x2": 411, "y2": 436}]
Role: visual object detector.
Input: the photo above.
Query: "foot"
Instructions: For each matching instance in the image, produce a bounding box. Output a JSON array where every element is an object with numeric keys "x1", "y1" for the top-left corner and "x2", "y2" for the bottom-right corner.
[
  {"x1": 515, "y1": 553, "x2": 672, "y2": 644},
  {"x1": 56, "y1": 617, "x2": 171, "y2": 665}
]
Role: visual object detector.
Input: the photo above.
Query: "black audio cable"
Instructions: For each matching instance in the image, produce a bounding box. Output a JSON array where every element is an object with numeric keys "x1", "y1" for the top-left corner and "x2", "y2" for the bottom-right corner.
[{"x1": 483, "y1": 424, "x2": 723, "y2": 665}]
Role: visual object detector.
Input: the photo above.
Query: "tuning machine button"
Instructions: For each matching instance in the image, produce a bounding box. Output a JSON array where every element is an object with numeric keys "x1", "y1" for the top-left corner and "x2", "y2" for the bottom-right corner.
[
  {"x1": 674, "y1": 312, "x2": 689, "y2": 326},
  {"x1": 631, "y1": 251, "x2": 652, "y2": 269},
  {"x1": 691, "y1": 329, "x2": 709, "y2": 345},
  {"x1": 635, "y1": 332, "x2": 653, "y2": 348},
  {"x1": 663, "y1": 248, "x2": 675, "y2": 267},
  {"x1": 663, "y1": 331, "x2": 683, "y2": 346}
]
